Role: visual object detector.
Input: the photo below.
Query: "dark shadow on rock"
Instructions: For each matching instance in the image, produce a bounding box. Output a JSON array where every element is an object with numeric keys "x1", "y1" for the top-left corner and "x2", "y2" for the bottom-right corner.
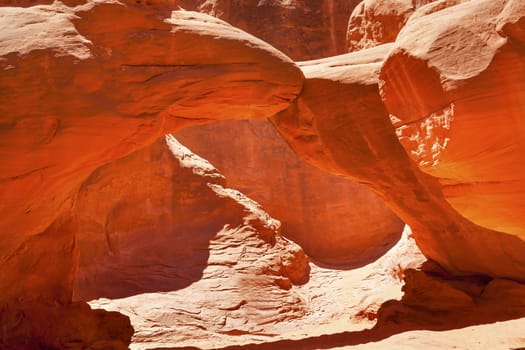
[
  {"x1": 152, "y1": 263, "x2": 525, "y2": 350},
  {"x1": 72, "y1": 137, "x2": 247, "y2": 301},
  {"x1": 306, "y1": 231, "x2": 403, "y2": 271},
  {"x1": 0, "y1": 301, "x2": 133, "y2": 349},
  {"x1": 72, "y1": 135, "x2": 311, "y2": 301},
  {"x1": 175, "y1": 119, "x2": 405, "y2": 271}
]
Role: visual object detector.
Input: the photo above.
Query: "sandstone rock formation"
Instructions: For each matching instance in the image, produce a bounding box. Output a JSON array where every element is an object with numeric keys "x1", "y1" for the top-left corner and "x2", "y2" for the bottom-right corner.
[
  {"x1": 74, "y1": 134, "x2": 309, "y2": 301},
  {"x1": 381, "y1": 0, "x2": 525, "y2": 239},
  {"x1": 0, "y1": 0, "x2": 301, "y2": 298},
  {"x1": 173, "y1": 0, "x2": 403, "y2": 266},
  {"x1": 91, "y1": 225, "x2": 426, "y2": 349},
  {"x1": 80, "y1": 135, "x2": 313, "y2": 348},
  {"x1": 197, "y1": 0, "x2": 360, "y2": 61},
  {"x1": 175, "y1": 120, "x2": 403, "y2": 265},
  {"x1": 346, "y1": 0, "x2": 435, "y2": 52},
  {"x1": 272, "y1": 29, "x2": 525, "y2": 280},
  {"x1": 1, "y1": 0, "x2": 525, "y2": 348},
  {"x1": 0, "y1": 2, "x2": 302, "y2": 347}
]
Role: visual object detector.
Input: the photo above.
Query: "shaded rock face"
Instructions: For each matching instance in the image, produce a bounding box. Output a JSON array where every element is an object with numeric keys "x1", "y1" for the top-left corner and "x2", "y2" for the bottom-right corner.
[
  {"x1": 198, "y1": 0, "x2": 361, "y2": 61},
  {"x1": 173, "y1": 0, "x2": 403, "y2": 266},
  {"x1": 175, "y1": 120, "x2": 403, "y2": 265},
  {"x1": 74, "y1": 135, "x2": 309, "y2": 301},
  {"x1": 0, "y1": 302, "x2": 133, "y2": 350}
]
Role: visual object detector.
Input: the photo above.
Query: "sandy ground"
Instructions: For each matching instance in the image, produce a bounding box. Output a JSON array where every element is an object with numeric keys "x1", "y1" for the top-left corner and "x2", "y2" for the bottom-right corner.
[{"x1": 90, "y1": 226, "x2": 525, "y2": 350}]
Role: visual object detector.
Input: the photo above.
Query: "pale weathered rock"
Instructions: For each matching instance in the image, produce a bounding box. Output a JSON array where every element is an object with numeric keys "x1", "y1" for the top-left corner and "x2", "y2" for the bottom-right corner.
[
  {"x1": 346, "y1": 0, "x2": 436, "y2": 52},
  {"x1": 91, "y1": 225, "x2": 424, "y2": 349}
]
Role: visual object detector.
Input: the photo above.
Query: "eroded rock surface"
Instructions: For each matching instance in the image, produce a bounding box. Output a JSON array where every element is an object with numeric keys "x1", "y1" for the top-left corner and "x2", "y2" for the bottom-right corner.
[
  {"x1": 0, "y1": 2, "x2": 302, "y2": 346},
  {"x1": 174, "y1": 0, "x2": 403, "y2": 267},
  {"x1": 381, "y1": 0, "x2": 525, "y2": 238},
  {"x1": 175, "y1": 120, "x2": 403, "y2": 265},
  {"x1": 1, "y1": 0, "x2": 525, "y2": 348},
  {"x1": 272, "y1": 35, "x2": 525, "y2": 280},
  {"x1": 79, "y1": 135, "x2": 312, "y2": 347},
  {"x1": 346, "y1": 0, "x2": 436, "y2": 52},
  {"x1": 91, "y1": 225, "x2": 424, "y2": 349},
  {"x1": 74, "y1": 135, "x2": 309, "y2": 301}
]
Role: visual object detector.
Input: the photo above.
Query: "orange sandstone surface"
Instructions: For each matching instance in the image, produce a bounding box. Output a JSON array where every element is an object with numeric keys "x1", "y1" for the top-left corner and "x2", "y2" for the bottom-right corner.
[{"x1": 0, "y1": 0, "x2": 525, "y2": 349}]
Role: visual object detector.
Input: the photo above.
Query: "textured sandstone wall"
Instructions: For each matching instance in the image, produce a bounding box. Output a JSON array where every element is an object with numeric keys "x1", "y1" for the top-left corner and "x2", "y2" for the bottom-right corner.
[
  {"x1": 176, "y1": 120, "x2": 403, "y2": 265},
  {"x1": 1, "y1": 0, "x2": 525, "y2": 347},
  {"x1": 0, "y1": 3, "x2": 303, "y2": 347},
  {"x1": 272, "y1": 0, "x2": 525, "y2": 280},
  {"x1": 346, "y1": 0, "x2": 436, "y2": 52},
  {"x1": 74, "y1": 135, "x2": 312, "y2": 344},
  {"x1": 174, "y1": 0, "x2": 404, "y2": 265},
  {"x1": 381, "y1": 0, "x2": 525, "y2": 239},
  {"x1": 198, "y1": 0, "x2": 360, "y2": 61},
  {"x1": 0, "y1": 2, "x2": 302, "y2": 303},
  {"x1": 74, "y1": 135, "x2": 309, "y2": 301}
]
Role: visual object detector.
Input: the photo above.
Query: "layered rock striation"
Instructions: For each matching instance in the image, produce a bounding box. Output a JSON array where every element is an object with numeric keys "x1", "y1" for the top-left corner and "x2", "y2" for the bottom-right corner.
[
  {"x1": 1, "y1": 0, "x2": 525, "y2": 347},
  {"x1": 381, "y1": 0, "x2": 525, "y2": 239},
  {"x1": 175, "y1": 120, "x2": 404, "y2": 265},
  {"x1": 0, "y1": 2, "x2": 303, "y2": 347},
  {"x1": 272, "y1": 0, "x2": 525, "y2": 279}
]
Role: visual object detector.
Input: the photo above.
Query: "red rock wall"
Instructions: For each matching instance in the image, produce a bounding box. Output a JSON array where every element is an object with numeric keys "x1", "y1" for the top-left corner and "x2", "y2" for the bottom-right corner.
[
  {"x1": 0, "y1": 3, "x2": 303, "y2": 347},
  {"x1": 73, "y1": 135, "x2": 309, "y2": 302},
  {"x1": 272, "y1": 0, "x2": 525, "y2": 280},
  {"x1": 174, "y1": 0, "x2": 404, "y2": 265},
  {"x1": 380, "y1": 0, "x2": 525, "y2": 248},
  {"x1": 176, "y1": 120, "x2": 403, "y2": 265},
  {"x1": 2, "y1": 0, "x2": 525, "y2": 347},
  {"x1": 198, "y1": 0, "x2": 360, "y2": 61}
]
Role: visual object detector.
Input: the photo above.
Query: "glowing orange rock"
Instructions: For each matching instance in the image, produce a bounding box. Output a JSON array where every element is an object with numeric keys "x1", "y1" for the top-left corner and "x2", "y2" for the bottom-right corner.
[
  {"x1": 380, "y1": 0, "x2": 525, "y2": 255},
  {"x1": 273, "y1": 39, "x2": 525, "y2": 280},
  {"x1": 0, "y1": 2, "x2": 302, "y2": 347}
]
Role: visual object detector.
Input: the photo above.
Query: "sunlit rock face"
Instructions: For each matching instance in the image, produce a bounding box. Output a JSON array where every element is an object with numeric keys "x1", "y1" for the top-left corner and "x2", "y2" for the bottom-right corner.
[
  {"x1": 276, "y1": 0, "x2": 525, "y2": 281},
  {"x1": 272, "y1": 16, "x2": 525, "y2": 280},
  {"x1": 379, "y1": 0, "x2": 525, "y2": 268},
  {"x1": 0, "y1": 1, "x2": 302, "y2": 300},
  {"x1": 1, "y1": 0, "x2": 525, "y2": 348},
  {"x1": 0, "y1": 2, "x2": 302, "y2": 347}
]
